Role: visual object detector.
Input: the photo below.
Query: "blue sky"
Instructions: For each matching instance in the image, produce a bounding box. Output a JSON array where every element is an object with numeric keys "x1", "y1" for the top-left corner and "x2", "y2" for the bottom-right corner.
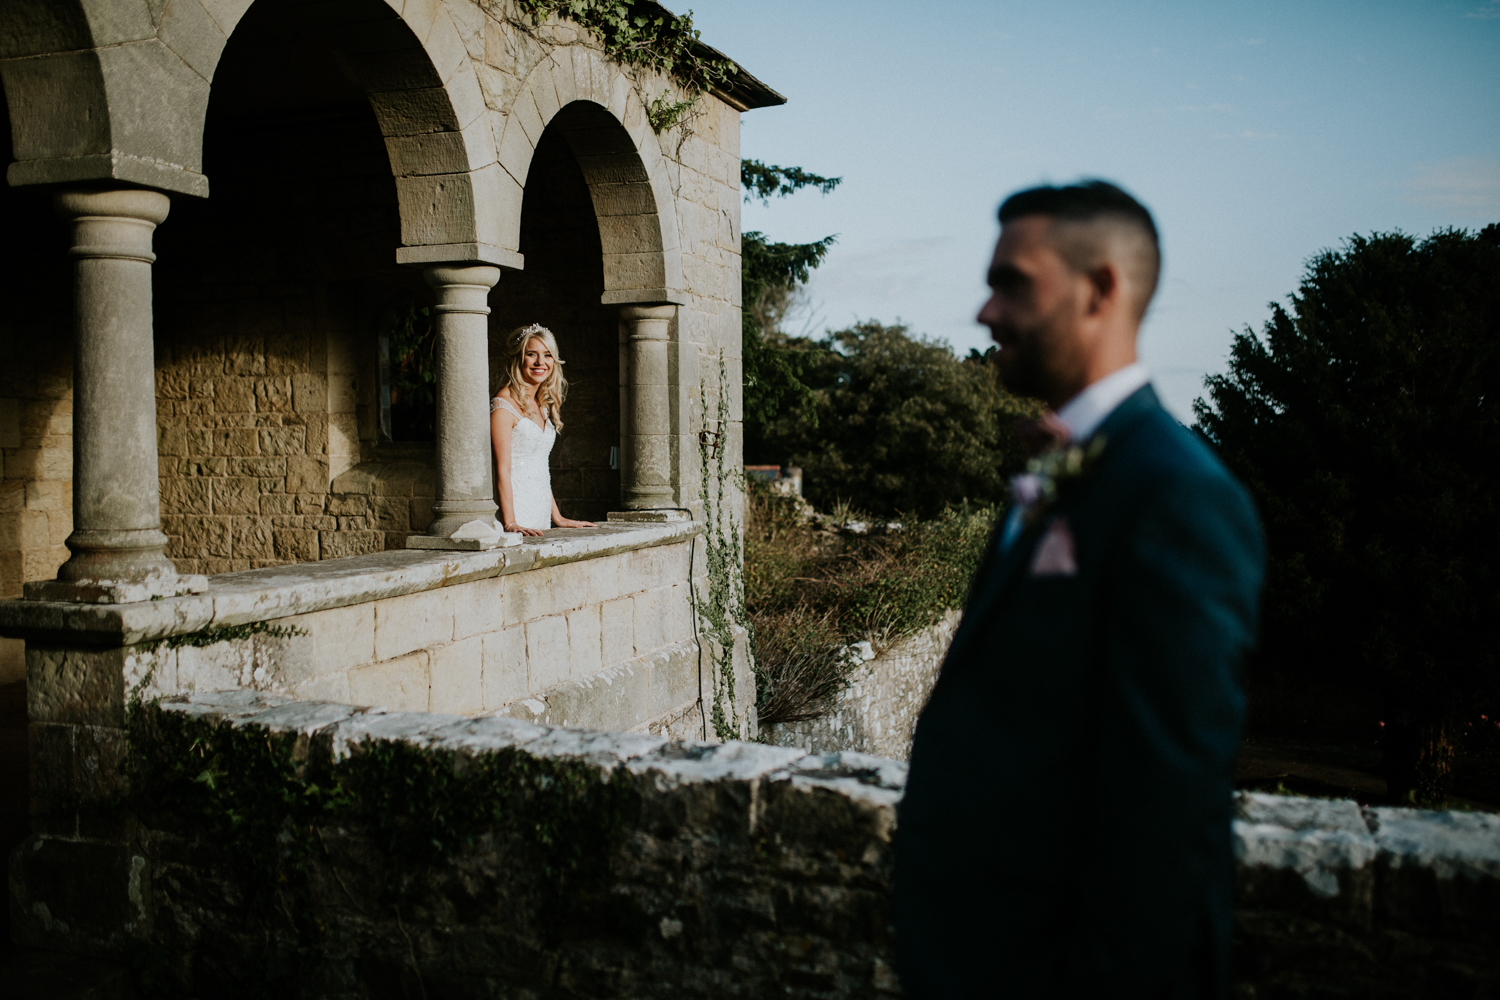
[{"x1": 685, "y1": 0, "x2": 1500, "y2": 420}]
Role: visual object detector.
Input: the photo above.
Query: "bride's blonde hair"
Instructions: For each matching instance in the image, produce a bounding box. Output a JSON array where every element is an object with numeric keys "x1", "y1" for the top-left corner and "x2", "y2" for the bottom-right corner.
[{"x1": 495, "y1": 323, "x2": 568, "y2": 432}]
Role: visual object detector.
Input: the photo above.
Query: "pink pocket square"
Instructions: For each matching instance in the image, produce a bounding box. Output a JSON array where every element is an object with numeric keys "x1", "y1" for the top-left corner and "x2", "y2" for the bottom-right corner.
[{"x1": 1029, "y1": 517, "x2": 1078, "y2": 576}]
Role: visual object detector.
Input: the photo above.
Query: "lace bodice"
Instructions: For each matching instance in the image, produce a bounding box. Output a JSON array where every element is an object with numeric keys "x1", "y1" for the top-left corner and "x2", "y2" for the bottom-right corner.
[{"x1": 492, "y1": 396, "x2": 556, "y2": 530}]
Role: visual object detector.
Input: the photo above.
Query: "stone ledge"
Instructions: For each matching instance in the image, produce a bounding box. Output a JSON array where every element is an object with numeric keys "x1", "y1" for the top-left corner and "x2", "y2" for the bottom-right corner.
[
  {"x1": 0, "y1": 520, "x2": 701, "y2": 647},
  {"x1": 153, "y1": 691, "x2": 1500, "y2": 889},
  {"x1": 156, "y1": 689, "x2": 905, "y2": 811}
]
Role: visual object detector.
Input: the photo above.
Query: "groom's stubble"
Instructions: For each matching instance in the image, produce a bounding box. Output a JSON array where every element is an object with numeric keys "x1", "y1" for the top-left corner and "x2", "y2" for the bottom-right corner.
[{"x1": 988, "y1": 292, "x2": 1082, "y2": 403}]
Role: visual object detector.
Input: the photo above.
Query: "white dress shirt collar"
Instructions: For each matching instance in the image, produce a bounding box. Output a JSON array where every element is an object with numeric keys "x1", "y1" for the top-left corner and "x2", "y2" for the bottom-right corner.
[{"x1": 1054, "y1": 362, "x2": 1151, "y2": 443}]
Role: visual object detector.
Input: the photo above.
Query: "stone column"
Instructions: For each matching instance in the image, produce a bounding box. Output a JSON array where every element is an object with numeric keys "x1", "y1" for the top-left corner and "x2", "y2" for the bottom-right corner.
[
  {"x1": 411, "y1": 264, "x2": 501, "y2": 543},
  {"x1": 619, "y1": 304, "x2": 678, "y2": 509},
  {"x1": 26, "y1": 189, "x2": 204, "y2": 604}
]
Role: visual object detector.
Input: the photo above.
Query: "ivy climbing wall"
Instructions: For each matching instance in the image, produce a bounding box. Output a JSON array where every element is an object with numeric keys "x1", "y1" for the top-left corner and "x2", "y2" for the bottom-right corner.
[{"x1": 11, "y1": 691, "x2": 1497, "y2": 997}]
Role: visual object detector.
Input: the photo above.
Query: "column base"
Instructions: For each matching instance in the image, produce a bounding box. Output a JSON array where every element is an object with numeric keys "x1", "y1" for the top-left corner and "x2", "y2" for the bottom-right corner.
[
  {"x1": 408, "y1": 504, "x2": 516, "y2": 551},
  {"x1": 424, "y1": 502, "x2": 500, "y2": 539},
  {"x1": 38, "y1": 528, "x2": 205, "y2": 604},
  {"x1": 25, "y1": 574, "x2": 208, "y2": 605}
]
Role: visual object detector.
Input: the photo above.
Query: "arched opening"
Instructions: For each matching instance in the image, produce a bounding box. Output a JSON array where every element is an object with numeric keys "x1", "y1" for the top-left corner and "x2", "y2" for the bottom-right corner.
[
  {"x1": 489, "y1": 101, "x2": 633, "y2": 524},
  {"x1": 0, "y1": 68, "x2": 73, "y2": 942},
  {"x1": 152, "y1": 0, "x2": 430, "y2": 573},
  {"x1": 0, "y1": 77, "x2": 73, "y2": 602}
]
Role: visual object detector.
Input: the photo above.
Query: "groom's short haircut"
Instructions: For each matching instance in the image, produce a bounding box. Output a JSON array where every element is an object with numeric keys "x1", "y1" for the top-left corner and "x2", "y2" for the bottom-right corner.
[{"x1": 999, "y1": 180, "x2": 1161, "y2": 320}]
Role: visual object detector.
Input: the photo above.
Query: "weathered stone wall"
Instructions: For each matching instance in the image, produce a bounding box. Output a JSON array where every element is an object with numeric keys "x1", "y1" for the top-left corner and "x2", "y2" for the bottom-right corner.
[
  {"x1": 9, "y1": 691, "x2": 1496, "y2": 998},
  {"x1": 0, "y1": 103, "x2": 72, "y2": 682},
  {"x1": 765, "y1": 611, "x2": 960, "y2": 760}
]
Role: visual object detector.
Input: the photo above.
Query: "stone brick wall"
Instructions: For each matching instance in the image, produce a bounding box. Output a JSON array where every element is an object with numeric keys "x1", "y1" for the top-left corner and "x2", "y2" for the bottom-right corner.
[
  {"x1": 10, "y1": 691, "x2": 1496, "y2": 997},
  {"x1": 0, "y1": 110, "x2": 72, "y2": 683},
  {"x1": 766, "y1": 611, "x2": 961, "y2": 760},
  {"x1": 325, "y1": 452, "x2": 438, "y2": 554}
]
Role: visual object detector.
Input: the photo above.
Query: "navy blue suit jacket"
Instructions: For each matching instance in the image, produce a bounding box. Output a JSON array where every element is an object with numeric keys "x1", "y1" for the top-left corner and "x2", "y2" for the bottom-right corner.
[{"x1": 895, "y1": 385, "x2": 1264, "y2": 999}]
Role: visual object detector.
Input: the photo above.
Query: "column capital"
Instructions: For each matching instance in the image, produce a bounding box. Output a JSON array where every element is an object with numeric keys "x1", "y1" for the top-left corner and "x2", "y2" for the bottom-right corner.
[
  {"x1": 422, "y1": 263, "x2": 502, "y2": 289},
  {"x1": 619, "y1": 303, "x2": 677, "y2": 322},
  {"x1": 619, "y1": 304, "x2": 675, "y2": 343},
  {"x1": 54, "y1": 188, "x2": 172, "y2": 265},
  {"x1": 424, "y1": 264, "x2": 501, "y2": 317},
  {"x1": 53, "y1": 188, "x2": 171, "y2": 225}
]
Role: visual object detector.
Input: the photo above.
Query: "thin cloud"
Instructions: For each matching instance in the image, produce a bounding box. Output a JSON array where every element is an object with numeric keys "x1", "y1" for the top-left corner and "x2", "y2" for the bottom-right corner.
[
  {"x1": 1405, "y1": 156, "x2": 1500, "y2": 215},
  {"x1": 1465, "y1": 1, "x2": 1500, "y2": 19}
]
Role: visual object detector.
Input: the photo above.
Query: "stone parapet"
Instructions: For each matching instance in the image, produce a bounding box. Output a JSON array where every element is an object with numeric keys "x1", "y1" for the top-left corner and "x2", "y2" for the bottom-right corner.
[
  {"x1": 3, "y1": 520, "x2": 715, "y2": 735},
  {"x1": 1232, "y1": 791, "x2": 1500, "y2": 994},
  {"x1": 8, "y1": 691, "x2": 1497, "y2": 997}
]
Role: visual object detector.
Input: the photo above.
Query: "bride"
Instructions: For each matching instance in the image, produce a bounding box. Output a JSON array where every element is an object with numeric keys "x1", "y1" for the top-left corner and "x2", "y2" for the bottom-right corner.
[{"x1": 490, "y1": 324, "x2": 596, "y2": 536}]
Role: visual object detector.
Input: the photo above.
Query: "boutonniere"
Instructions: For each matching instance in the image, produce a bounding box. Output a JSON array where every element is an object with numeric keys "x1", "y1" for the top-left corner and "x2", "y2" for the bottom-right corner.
[{"x1": 1008, "y1": 435, "x2": 1107, "y2": 531}]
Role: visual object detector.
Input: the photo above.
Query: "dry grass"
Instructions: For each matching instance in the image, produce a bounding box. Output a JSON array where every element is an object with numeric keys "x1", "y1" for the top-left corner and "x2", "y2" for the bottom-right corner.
[{"x1": 744, "y1": 481, "x2": 995, "y2": 726}]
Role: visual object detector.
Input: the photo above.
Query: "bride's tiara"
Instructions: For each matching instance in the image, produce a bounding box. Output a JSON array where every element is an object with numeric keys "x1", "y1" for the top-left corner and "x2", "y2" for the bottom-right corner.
[{"x1": 511, "y1": 323, "x2": 552, "y2": 343}]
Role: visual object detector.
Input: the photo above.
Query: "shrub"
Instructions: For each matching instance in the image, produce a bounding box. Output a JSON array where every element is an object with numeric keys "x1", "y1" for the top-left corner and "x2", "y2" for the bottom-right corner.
[
  {"x1": 1195, "y1": 225, "x2": 1500, "y2": 803},
  {"x1": 754, "y1": 322, "x2": 1039, "y2": 518},
  {"x1": 745, "y1": 480, "x2": 995, "y2": 725}
]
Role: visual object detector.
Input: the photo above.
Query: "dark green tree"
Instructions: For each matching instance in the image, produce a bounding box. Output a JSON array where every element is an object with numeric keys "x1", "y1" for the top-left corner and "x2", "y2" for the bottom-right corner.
[
  {"x1": 1195, "y1": 225, "x2": 1500, "y2": 803},
  {"x1": 759, "y1": 320, "x2": 1038, "y2": 518},
  {"x1": 739, "y1": 160, "x2": 840, "y2": 456}
]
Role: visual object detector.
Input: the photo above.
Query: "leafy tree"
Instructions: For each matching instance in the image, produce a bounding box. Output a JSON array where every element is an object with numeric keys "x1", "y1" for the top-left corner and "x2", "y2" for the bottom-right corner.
[
  {"x1": 758, "y1": 321, "x2": 1039, "y2": 518},
  {"x1": 741, "y1": 161, "x2": 841, "y2": 203},
  {"x1": 739, "y1": 160, "x2": 840, "y2": 453},
  {"x1": 1195, "y1": 226, "x2": 1500, "y2": 803}
]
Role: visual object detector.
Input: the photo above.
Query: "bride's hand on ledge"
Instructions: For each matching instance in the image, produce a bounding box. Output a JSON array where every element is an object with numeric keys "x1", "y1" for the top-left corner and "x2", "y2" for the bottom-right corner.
[
  {"x1": 505, "y1": 522, "x2": 547, "y2": 537},
  {"x1": 554, "y1": 517, "x2": 597, "y2": 529}
]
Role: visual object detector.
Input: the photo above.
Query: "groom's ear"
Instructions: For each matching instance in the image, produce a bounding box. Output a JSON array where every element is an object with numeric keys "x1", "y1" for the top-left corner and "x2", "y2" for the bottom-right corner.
[{"x1": 1082, "y1": 261, "x2": 1121, "y2": 317}]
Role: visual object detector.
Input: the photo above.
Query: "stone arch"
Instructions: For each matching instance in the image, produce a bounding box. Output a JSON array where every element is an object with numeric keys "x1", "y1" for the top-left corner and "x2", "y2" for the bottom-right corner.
[
  {"x1": 500, "y1": 49, "x2": 685, "y2": 304},
  {"x1": 0, "y1": 0, "x2": 503, "y2": 258}
]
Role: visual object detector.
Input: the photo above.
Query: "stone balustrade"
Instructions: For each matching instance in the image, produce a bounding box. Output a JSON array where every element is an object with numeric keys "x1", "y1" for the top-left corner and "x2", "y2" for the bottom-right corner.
[
  {"x1": 10, "y1": 689, "x2": 1496, "y2": 997},
  {"x1": 0, "y1": 519, "x2": 728, "y2": 737}
]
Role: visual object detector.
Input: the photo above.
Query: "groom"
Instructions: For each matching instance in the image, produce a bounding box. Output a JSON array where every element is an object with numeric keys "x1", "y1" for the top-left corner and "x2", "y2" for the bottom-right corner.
[{"x1": 896, "y1": 181, "x2": 1264, "y2": 998}]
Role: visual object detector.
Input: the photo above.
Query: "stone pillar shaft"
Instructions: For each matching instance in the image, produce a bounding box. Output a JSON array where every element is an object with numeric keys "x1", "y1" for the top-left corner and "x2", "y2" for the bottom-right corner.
[
  {"x1": 422, "y1": 264, "x2": 501, "y2": 539},
  {"x1": 27, "y1": 189, "x2": 203, "y2": 604},
  {"x1": 620, "y1": 304, "x2": 678, "y2": 509}
]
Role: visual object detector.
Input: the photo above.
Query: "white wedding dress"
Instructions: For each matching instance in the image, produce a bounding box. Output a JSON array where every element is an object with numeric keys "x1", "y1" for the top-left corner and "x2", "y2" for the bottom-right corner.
[{"x1": 491, "y1": 396, "x2": 556, "y2": 530}]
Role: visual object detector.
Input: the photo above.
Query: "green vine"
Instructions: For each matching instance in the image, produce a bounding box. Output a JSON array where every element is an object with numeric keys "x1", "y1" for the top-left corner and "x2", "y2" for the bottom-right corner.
[
  {"x1": 697, "y1": 356, "x2": 750, "y2": 741},
  {"x1": 646, "y1": 90, "x2": 702, "y2": 133},
  {"x1": 510, "y1": 0, "x2": 737, "y2": 94},
  {"x1": 142, "y1": 619, "x2": 309, "y2": 653}
]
